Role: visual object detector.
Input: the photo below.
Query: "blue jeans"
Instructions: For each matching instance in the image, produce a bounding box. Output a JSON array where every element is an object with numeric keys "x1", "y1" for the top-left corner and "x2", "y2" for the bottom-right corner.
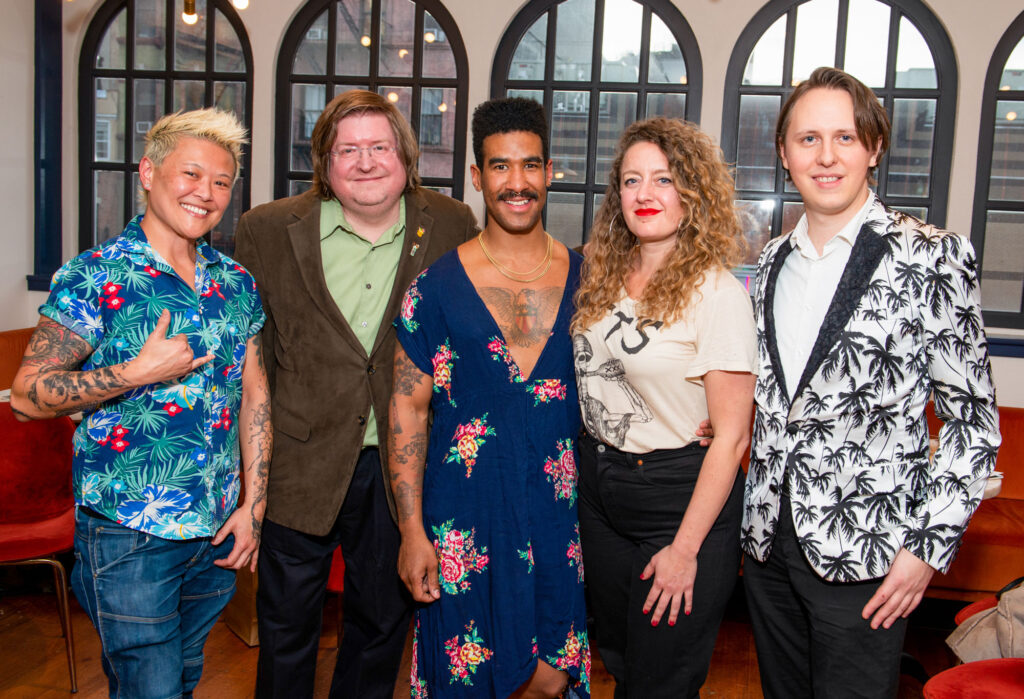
[{"x1": 71, "y1": 509, "x2": 236, "y2": 699}]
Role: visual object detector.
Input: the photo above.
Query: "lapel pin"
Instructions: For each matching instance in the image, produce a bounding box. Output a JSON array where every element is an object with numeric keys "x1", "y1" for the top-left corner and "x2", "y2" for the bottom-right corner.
[
  {"x1": 416, "y1": 227, "x2": 425, "y2": 238},
  {"x1": 410, "y1": 243, "x2": 420, "y2": 257}
]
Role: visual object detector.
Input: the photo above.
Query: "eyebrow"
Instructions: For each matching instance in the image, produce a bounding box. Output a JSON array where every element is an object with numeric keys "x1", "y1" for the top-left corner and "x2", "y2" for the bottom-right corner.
[
  {"x1": 487, "y1": 155, "x2": 544, "y2": 167},
  {"x1": 182, "y1": 161, "x2": 234, "y2": 179}
]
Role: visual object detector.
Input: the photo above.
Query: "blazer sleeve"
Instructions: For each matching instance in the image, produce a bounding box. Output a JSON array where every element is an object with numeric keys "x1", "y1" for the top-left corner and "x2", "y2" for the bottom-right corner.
[{"x1": 904, "y1": 228, "x2": 1001, "y2": 573}]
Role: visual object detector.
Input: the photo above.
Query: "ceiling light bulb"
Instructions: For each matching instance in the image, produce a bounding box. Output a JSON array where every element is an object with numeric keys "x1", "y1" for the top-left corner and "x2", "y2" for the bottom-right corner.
[
  {"x1": 437, "y1": 102, "x2": 447, "y2": 113},
  {"x1": 387, "y1": 92, "x2": 399, "y2": 103},
  {"x1": 1007, "y1": 111, "x2": 1018, "y2": 121},
  {"x1": 182, "y1": 0, "x2": 198, "y2": 24},
  {"x1": 360, "y1": 35, "x2": 371, "y2": 47},
  {"x1": 424, "y1": 31, "x2": 436, "y2": 43},
  {"x1": 232, "y1": 0, "x2": 249, "y2": 9},
  {"x1": 398, "y1": 49, "x2": 409, "y2": 58}
]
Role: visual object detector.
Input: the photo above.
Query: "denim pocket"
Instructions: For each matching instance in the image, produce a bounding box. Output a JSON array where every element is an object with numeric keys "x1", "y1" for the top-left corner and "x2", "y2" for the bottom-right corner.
[{"x1": 90, "y1": 523, "x2": 151, "y2": 577}]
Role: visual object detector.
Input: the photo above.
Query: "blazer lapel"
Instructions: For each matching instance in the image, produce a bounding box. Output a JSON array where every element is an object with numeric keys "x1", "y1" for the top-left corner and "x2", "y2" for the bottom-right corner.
[
  {"x1": 286, "y1": 195, "x2": 366, "y2": 357},
  {"x1": 763, "y1": 238, "x2": 794, "y2": 406},
  {"x1": 371, "y1": 189, "x2": 436, "y2": 357},
  {"x1": 791, "y1": 219, "x2": 890, "y2": 401}
]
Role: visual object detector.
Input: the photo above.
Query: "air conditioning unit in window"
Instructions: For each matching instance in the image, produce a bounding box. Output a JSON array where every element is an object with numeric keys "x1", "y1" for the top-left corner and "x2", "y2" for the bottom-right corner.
[
  {"x1": 307, "y1": 27, "x2": 327, "y2": 41},
  {"x1": 136, "y1": 121, "x2": 153, "y2": 134}
]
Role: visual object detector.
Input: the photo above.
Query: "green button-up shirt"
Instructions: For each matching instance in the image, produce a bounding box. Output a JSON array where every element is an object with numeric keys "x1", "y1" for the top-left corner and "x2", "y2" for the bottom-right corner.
[{"x1": 320, "y1": 196, "x2": 406, "y2": 447}]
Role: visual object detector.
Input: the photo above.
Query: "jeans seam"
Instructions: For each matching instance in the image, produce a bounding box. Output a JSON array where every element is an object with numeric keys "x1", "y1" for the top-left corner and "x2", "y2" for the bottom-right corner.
[{"x1": 181, "y1": 583, "x2": 235, "y2": 602}]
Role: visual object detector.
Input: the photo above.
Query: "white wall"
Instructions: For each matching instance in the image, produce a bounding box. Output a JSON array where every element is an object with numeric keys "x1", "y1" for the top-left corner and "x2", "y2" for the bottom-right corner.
[{"x1": 2, "y1": 0, "x2": 1022, "y2": 404}]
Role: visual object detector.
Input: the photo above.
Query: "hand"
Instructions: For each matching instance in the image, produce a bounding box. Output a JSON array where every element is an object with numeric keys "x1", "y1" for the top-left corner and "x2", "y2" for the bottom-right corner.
[
  {"x1": 696, "y1": 419, "x2": 715, "y2": 447},
  {"x1": 640, "y1": 544, "x2": 698, "y2": 626},
  {"x1": 398, "y1": 531, "x2": 440, "y2": 603},
  {"x1": 862, "y1": 548, "x2": 935, "y2": 629},
  {"x1": 128, "y1": 310, "x2": 213, "y2": 385},
  {"x1": 212, "y1": 507, "x2": 261, "y2": 572}
]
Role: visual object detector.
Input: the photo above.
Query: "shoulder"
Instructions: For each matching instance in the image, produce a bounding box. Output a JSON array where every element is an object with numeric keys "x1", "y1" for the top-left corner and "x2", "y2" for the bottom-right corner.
[
  {"x1": 211, "y1": 251, "x2": 261, "y2": 292},
  {"x1": 879, "y1": 203, "x2": 974, "y2": 263}
]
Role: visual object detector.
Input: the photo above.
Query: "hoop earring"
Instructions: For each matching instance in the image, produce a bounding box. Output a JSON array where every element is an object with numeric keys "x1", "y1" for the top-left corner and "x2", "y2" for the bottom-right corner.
[{"x1": 608, "y1": 213, "x2": 636, "y2": 257}]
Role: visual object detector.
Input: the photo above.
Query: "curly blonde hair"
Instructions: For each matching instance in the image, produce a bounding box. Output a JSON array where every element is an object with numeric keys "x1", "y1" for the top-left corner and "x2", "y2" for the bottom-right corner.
[{"x1": 571, "y1": 118, "x2": 744, "y2": 333}]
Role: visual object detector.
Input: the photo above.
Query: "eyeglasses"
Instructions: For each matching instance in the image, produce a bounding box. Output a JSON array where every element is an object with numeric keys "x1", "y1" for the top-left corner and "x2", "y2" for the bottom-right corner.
[{"x1": 330, "y1": 144, "x2": 397, "y2": 161}]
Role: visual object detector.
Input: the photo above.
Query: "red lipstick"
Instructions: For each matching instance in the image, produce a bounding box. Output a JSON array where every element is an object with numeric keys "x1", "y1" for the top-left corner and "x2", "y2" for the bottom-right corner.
[{"x1": 634, "y1": 208, "x2": 660, "y2": 216}]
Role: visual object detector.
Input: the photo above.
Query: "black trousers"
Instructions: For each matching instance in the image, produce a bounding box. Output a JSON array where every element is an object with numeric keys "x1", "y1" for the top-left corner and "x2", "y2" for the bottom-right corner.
[
  {"x1": 578, "y1": 433, "x2": 744, "y2": 699},
  {"x1": 743, "y1": 496, "x2": 907, "y2": 699},
  {"x1": 255, "y1": 448, "x2": 412, "y2": 699}
]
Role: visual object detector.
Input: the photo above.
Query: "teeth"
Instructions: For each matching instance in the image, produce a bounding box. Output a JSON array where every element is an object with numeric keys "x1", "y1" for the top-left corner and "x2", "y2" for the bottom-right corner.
[
  {"x1": 181, "y1": 203, "x2": 209, "y2": 215},
  {"x1": 816, "y1": 176, "x2": 839, "y2": 183}
]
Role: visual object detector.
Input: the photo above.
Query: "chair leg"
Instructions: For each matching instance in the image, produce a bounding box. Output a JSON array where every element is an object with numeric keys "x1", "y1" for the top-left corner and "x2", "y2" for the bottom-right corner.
[{"x1": 44, "y1": 558, "x2": 78, "y2": 693}]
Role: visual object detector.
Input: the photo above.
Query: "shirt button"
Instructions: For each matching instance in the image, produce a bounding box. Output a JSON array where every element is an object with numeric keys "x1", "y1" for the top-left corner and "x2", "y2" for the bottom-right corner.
[
  {"x1": 361, "y1": 321, "x2": 368, "y2": 328},
  {"x1": 365, "y1": 283, "x2": 372, "y2": 289},
  {"x1": 367, "y1": 365, "x2": 375, "y2": 375}
]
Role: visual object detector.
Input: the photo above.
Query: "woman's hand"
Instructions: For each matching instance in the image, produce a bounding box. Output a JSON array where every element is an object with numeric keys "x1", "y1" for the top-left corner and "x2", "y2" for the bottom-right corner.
[{"x1": 641, "y1": 544, "x2": 698, "y2": 626}]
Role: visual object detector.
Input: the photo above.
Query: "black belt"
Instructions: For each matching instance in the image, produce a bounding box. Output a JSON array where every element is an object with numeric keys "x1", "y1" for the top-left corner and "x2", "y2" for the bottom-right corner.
[{"x1": 78, "y1": 506, "x2": 115, "y2": 523}]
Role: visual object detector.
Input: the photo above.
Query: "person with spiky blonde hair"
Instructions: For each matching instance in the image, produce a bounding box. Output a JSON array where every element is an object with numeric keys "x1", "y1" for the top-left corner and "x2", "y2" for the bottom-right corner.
[{"x1": 12, "y1": 108, "x2": 270, "y2": 698}]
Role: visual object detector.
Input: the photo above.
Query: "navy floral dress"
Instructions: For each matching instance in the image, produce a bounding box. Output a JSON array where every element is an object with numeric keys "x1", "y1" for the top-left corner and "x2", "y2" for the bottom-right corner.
[{"x1": 394, "y1": 249, "x2": 590, "y2": 698}]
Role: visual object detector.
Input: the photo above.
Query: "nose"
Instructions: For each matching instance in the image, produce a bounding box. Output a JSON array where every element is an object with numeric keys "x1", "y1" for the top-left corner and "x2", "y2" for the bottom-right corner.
[
  {"x1": 195, "y1": 176, "x2": 213, "y2": 200},
  {"x1": 817, "y1": 140, "x2": 837, "y2": 167},
  {"x1": 507, "y1": 164, "x2": 528, "y2": 190},
  {"x1": 635, "y1": 179, "x2": 654, "y2": 202},
  {"x1": 355, "y1": 147, "x2": 375, "y2": 170}
]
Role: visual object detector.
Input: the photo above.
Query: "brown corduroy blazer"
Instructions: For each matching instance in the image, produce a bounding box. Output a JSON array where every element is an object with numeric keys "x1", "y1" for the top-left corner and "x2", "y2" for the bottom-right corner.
[{"x1": 234, "y1": 188, "x2": 478, "y2": 535}]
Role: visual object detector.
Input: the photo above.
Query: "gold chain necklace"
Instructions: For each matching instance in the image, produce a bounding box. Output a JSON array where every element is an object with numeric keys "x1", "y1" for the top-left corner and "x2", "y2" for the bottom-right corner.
[{"x1": 477, "y1": 232, "x2": 553, "y2": 283}]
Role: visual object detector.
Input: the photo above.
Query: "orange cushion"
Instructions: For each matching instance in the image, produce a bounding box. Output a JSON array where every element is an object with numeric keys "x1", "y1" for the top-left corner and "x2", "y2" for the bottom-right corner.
[
  {"x1": 923, "y1": 658, "x2": 1024, "y2": 698},
  {"x1": 0, "y1": 403, "x2": 75, "y2": 523},
  {"x1": 960, "y1": 498, "x2": 1024, "y2": 548}
]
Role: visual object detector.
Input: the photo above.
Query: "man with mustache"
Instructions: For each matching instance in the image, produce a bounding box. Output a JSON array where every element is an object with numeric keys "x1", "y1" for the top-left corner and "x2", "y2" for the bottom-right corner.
[{"x1": 387, "y1": 97, "x2": 591, "y2": 697}]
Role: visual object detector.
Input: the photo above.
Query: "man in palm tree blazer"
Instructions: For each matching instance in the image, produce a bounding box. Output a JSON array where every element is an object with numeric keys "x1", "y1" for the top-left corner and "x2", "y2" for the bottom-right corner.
[{"x1": 742, "y1": 67, "x2": 1000, "y2": 698}]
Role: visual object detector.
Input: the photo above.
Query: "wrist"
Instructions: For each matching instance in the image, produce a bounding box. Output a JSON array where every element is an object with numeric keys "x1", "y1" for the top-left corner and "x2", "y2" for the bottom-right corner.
[{"x1": 670, "y1": 537, "x2": 699, "y2": 559}]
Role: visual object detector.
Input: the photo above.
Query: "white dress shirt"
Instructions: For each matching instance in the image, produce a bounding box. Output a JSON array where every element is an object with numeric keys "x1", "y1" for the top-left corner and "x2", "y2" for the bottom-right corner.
[{"x1": 773, "y1": 194, "x2": 875, "y2": 400}]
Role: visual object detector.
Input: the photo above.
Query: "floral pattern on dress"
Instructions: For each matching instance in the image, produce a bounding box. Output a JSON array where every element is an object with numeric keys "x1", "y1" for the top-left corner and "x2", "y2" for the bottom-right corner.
[
  {"x1": 487, "y1": 336, "x2": 524, "y2": 383},
  {"x1": 445, "y1": 621, "x2": 494, "y2": 686},
  {"x1": 444, "y1": 415, "x2": 496, "y2": 477},
  {"x1": 432, "y1": 341, "x2": 458, "y2": 407},
  {"x1": 432, "y1": 519, "x2": 490, "y2": 595},
  {"x1": 544, "y1": 439, "x2": 578, "y2": 505},
  {"x1": 400, "y1": 271, "x2": 427, "y2": 333},
  {"x1": 411, "y1": 618, "x2": 429, "y2": 699},
  {"x1": 528, "y1": 378, "x2": 567, "y2": 406},
  {"x1": 566, "y1": 523, "x2": 584, "y2": 583},
  {"x1": 518, "y1": 541, "x2": 534, "y2": 574},
  {"x1": 546, "y1": 624, "x2": 591, "y2": 694}
]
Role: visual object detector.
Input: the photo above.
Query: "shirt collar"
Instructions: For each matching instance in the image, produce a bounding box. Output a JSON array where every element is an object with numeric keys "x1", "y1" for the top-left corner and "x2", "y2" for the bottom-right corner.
[
  {"x1": 320, "y1": 195, "x2": 406, "y2": 246},
  {"x1": 116, "y1": 214, "x2": 224, "y2": 269},
  {"x1": 791, "y1": 192, "x2": 876, "y2": 259}
]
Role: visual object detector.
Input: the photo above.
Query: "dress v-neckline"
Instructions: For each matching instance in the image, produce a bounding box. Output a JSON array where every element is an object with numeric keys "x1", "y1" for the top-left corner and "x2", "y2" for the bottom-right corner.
[{"x1": 453, "y1": 251, "x2": 573, "y2": 384}]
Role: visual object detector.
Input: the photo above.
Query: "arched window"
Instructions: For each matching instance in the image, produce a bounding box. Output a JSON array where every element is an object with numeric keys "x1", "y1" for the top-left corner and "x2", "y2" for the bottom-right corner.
[
  {"x1": 275, "y1": 0, "x2": 468, "y2": 199},
  {"x1": 722, "y1": 0, "x2": 955, "y2": 269},
  {"x1": 79, "y1": 0, "x2": 253, "y2": 254},
  {"x1": 972, "y1": 10, "x2": 1024, "y2": 330},
  {"x1": 493, "y1": 0, "x2": 702, "y2": 246}
]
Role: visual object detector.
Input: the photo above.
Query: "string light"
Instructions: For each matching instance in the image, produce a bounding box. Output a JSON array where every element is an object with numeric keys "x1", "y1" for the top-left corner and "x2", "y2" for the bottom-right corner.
[
  {"x1": 232, "y1": 0, "x2": 249, "y2": 9},
  {"x1": 182, "y1": 0, "x2": 198, "y2": 25}
]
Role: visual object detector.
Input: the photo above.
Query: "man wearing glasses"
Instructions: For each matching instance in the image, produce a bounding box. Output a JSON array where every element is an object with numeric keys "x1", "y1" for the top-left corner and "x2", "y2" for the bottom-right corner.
[{"x1": 234, "y1": 90, "x2": 478, "y2": 699}]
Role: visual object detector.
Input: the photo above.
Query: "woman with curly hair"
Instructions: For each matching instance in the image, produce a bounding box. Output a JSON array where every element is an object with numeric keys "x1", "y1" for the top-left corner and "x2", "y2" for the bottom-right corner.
[{"x1": 571, "y1": 117, "x2": 757, "y2": 697}]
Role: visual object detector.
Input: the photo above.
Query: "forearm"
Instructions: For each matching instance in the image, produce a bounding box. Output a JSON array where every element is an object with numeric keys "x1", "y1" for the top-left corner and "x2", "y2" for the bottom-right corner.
[
  {"x1": 670, "y1": 437, "x2": 744, "y2": 557},
  {"x1": 237, "y1": 336, "x2": 272, "y2": 536},
  {"x1": 11, "y1": 319, "x2": 138, "y2": 420},
  {"x1": 388, "y1": 395, "x2": 430, "y2": 536}
]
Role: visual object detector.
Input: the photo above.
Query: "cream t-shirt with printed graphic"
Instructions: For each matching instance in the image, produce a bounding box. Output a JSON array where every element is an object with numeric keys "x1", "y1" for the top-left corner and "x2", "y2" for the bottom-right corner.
[{"x1": 574, "y1": 266, "x2": 757, "y2": 454}]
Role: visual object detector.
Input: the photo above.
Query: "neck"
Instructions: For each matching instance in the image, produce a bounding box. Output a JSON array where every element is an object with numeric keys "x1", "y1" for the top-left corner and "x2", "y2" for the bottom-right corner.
[
  {"x1": 480, "y1": 224, "x2": 548, "y2": 253},
  {"x1": 341, "y1": 197, "x2": 403, "y2": 244},
  {"x1": 635, "y1": 237, "x2": 674, "y2": 276},
  {"x1": 804, "y1": 187, "x2": 870, "y2": 254},
  {"x1": 140, "y1": 218, "x2": 198, "y2": 268}
]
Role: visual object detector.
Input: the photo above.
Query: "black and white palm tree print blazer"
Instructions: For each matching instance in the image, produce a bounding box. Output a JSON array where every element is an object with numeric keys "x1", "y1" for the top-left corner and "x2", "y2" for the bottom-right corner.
[{"x1": 742, "y1": 195, "x2": 1001, "y2": 582}]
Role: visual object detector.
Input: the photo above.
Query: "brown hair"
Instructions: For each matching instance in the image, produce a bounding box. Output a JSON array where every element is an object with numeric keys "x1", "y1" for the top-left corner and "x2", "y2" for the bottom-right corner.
[
  {"x1": 310, "y1": 89, "x2": 421, "y2": 200},
  {"x1": 572, "y1": 118, "x2": 745, "y2": 333},
  {"x1": 776, "y1": 66, "x2": 891, "y2": 184}
]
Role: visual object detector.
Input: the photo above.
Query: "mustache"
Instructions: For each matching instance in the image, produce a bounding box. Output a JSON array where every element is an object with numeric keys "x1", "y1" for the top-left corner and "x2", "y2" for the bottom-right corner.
[{"x1": 497, "y1": 189, "x2": 540, "y2": 202}]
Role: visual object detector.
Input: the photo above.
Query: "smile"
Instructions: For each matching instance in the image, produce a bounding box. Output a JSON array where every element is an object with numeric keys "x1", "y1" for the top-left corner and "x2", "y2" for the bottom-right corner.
[
  {"x1": 634, "y1": 208, "x2": 661, "y2": 216},
  {"x1": 814, "y1": 176, "x2": 840, "y2": 183},
  {"x1": 181, "y1": 203, "x2": 210, "y2": 216}
]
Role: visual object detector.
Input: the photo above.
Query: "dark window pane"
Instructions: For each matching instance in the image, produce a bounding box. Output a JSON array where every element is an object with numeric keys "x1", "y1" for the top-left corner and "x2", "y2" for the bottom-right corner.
[
  {"x1": 981, "y1": 210, "x2": 1024, "y2": 312},
  {"x1": 95, "y1": 171, "x2": 126, "y2": 243},
  {"x1": 551, "y1": 91, "x2": 590, "y2": 184},
  {"x1": 736, "y1": 199, "x2": 775, "y2": 265},
  {"x1": 595, "y1": 92, "x2": 637, "y2": 185},
  {"x1": 291, "y1": 84, "x2": 326, "y2": 171},
  {"x1": 290, "y1": 180, "x2": 313, "y2": 196},
  {"x1": 422, "y1": 11, "x2": 455, "y2": 78},
  {"x1": 888, "y1": 98, "x2": 935, "y2": 197},
  {"x1": 173, "y1": 80, "x2": 206, "y2": 111},
  {"x1": 646, "y1": 93, "x2": 686, "y2": 120},
  {"x1": 134, "y1": 0, "x2": 166, "y2": 71},
  {"x1": 294, "y1": 11, "x2": 328, "y2": 74},
  {"x1": 211, "y1": 176, "x2": 244, "y2": 256},
  {"x1": 378, "y1": 86, "x2": 413, "y2": 123},
  {"x1": 735, "y1": 94, "x2": 779, "y2": 192},
  {"x1": 174, "y1": 0, "x2": 207, "y2": 71},
  {"x1": 97, "y1": 9, "x2": 127, "y2": 70},
  {"x1": 419, "y1": 87, "x2": 455, "y2": 179},
  {"x1": 336, "y1": 0, "x2": 372, "y2": 76},
  {"x1": 133, "y1": 79, "x2": 165, "y2": 162},
  {"x1": 546, "y1": 192, "x2": 585, "y2": 248},
  {"x1": 782, "y1": 201, "x2": 805, "y2": 236},
  {"x1": 990, "y1": 101, "x2": 1024, "y2": 201},
  {"x1": 379, "y1": 0, "x2": 415, "y2": 78},
  {"x1": 554, "y1": 0, "x2": 594, "y2": 81},
  {"x1": 95, "y1": 77, "x2": 126, "y2": 163},
  {"x1": 509, "y1": 15, "x2": 546, "y2": 81},
  {"x1": 215, "y1": 9, "x2": 245, "y2": 73},
  {"x1": 214, "y1": 81, "x2": 246, "y2": 123}
]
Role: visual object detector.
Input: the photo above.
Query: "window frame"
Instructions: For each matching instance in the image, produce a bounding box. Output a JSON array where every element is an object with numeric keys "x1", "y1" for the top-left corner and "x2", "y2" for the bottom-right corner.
[
  {"x1": 274, "y1": 0, "x2": 469, "y2": 200},
  {"x1": 30, "y1": 0, "x2": 63, "y2": 291},
  {"x1": 721, "y1": 0, "x2": 956, "y2": 248},
  {"x1": 971, "y1": 9, "x2": 1024, "y2": 330},
  {"x1": 492, "y1": 0, "x2": 703, "y2": 244},
  {"x1": 77, "y1": 0, "x2": 254, "y2": 253}
]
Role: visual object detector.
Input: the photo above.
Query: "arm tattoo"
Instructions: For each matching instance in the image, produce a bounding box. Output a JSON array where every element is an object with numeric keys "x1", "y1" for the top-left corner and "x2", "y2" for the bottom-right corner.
[
  {"x1": 243, "y1": 336, "x2": 271, "y2": 542},
  {"x1": 477, "y1": 286, "x2": 563, "y2": 347},
  {"x1": 393, "y1": 350, "x2": 430, "y2": 396},
  {"x1": 21, "y1": 320, "x2": 131, "y2": 414}
]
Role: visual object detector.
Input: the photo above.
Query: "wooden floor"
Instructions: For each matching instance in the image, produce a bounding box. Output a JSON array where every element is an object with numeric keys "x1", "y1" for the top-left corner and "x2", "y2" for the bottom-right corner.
[{"x1": 0, "y1": 563, "x2": 963, "y2": 698}]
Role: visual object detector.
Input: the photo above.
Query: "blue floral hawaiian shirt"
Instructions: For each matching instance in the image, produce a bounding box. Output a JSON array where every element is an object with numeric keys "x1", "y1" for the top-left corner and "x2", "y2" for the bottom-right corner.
[{"x1": 40, "y1": 216, "x2": 265, "y2": 540}]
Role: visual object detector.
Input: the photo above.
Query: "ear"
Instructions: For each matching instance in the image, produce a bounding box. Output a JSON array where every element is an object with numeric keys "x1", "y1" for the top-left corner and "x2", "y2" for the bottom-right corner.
[
  {"x1": 545, "y1": 159, "x2": 553, "y2": 188},
  {"x1": 139, "y1": 157, "x2": 155, "y2": 191},
  {"x1": 869, "y1": 138, "x2": 882, "y2": 168},
  {"x1": 778, "y1": 141, "x2": 790, "y2": 172},
  {"x1": 470, "y1": 163, "x2": 482, "y2": 192}
]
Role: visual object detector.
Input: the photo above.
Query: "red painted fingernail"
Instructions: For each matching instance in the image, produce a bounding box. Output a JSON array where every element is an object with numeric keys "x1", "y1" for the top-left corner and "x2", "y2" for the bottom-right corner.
[
  {"x1": 685, "y1": 610, "x2": 691, "y2": 616},
  {"x1": 651, "y1": 619, "x2": 657, "y2": 627},
  {"x1": 668, "y1": 620, "x2": 675, "y2": 626}
]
